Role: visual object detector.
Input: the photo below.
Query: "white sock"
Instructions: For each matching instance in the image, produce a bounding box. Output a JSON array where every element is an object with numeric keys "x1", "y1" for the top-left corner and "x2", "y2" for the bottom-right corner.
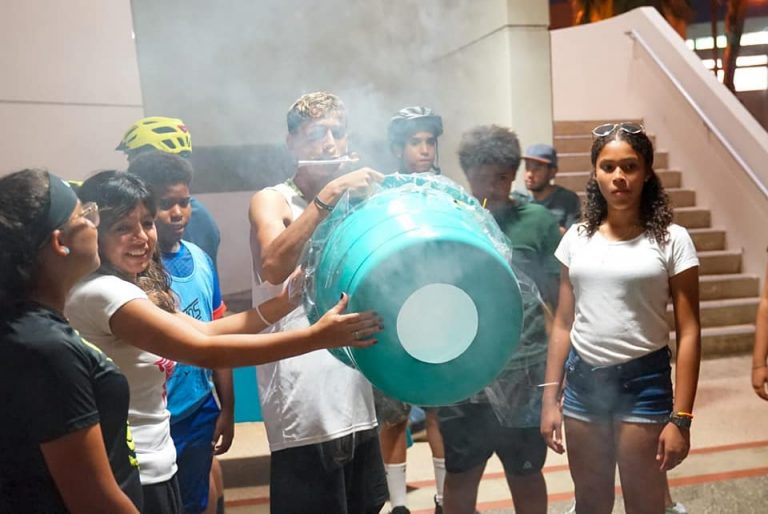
[
  {"x1": 385, "y1": 462, "x2": 408, "y2": 508},
  {"x1": 433, "y1": 457, "x2": 446, "y2": 504}
]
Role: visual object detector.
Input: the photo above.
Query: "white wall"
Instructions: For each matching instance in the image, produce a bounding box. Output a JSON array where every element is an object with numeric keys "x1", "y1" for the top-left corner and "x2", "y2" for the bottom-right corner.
[
  {"x1": 0, "y1": 0, "x2": 144, "y2": 179},
  {"x1": 197, "y1": 191, "x2": 255, "y2": 295},
  {"x1": 131, "y1": 0, "x2": 553, "y2": 295},
  {"x1": 552, "y1": 7, "x2": 768, "y2": 277},
  {"x1": 427, "y1": 1, "x2": 553, "y2": 186}
]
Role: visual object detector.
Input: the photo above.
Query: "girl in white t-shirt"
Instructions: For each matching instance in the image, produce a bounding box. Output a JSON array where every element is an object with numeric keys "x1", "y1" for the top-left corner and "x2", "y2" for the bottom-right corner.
[
  {"x1": 65, "y1": 171, "x2": 381, "y2": 513},
  {"x1": 540, "y1": 124, "x2": 701, "y2": 514}
]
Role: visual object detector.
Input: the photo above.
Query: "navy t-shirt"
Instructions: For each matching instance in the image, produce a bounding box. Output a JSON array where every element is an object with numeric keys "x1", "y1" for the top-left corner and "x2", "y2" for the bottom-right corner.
[
  {"x1": 0, "y1": 303, "x2": 142, "y2": 512},
  {"x1": 532, "y1": 185, "x2": 581, "y2": 230},
  {"x1": 183, "y1": 197, "x2": 221, "y2": 269}
]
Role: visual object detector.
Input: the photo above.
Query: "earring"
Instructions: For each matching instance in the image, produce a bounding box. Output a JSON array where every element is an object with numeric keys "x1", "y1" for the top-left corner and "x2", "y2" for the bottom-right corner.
[{"x1": 61, "y1": 247, "x2": 71, "y2": 256}]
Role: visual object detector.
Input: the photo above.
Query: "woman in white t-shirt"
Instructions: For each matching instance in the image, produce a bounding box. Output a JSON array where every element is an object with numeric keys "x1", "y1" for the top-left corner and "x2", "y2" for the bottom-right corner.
[
  {"x1": 64, "y1": 171, "x2": 381, "y2": 513},
  {"x1": 540, "y1": 123, "x2": 701, "y2": 514}
]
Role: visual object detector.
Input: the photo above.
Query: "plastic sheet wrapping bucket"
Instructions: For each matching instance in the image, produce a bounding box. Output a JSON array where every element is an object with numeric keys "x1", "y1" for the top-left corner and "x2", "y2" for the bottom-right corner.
[{"x1": 305, "y1": 175, "x2": 523, "y2": 406}]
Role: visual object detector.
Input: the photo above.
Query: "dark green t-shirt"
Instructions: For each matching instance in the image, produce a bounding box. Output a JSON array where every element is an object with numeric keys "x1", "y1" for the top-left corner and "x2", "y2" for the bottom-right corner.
[
  {"x1": 492, "y1": 197, "x2": 562, "y2": 368},
  {"x1": 493, "y1": 198, "x2": 562, "y2": 308}
]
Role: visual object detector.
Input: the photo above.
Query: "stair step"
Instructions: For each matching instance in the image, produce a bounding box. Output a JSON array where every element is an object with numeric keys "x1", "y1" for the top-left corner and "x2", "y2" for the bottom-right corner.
[
  {"x1": 671, "y1": 324, "x2": 755, "y2": 357},
  {"x1": 667, "y1": 297, "x2": 759, "y2": 329},
  {"x1": 701, "y1": 324, "x2": 755, "y2": 357},
  {"x1": 554, "y1": 133, "x2": 656, "y2": 153},
  {"x1": 688, "y1": 228, "x2": 726, "y2": 252},
  {"x1": 556, "y1": 169, "x2": 682, "y2": 192},
  {"x1": 554, "y1": 119, "x2": 644, "y2": 136},
  {"x1": 576, "y1": 188, "x2": 694, "y2": 208},
  {"x1": 668, "y1": 189, "x2": 696, "y2": 208},
  {"x1": 674, "y1": 207, "x2": 711, "y2": 229},
  {"x1": 698, "y1": 250, "x2": 742, "y2": 275},
  {"x1": 700, "y1": 274, "x2": 760, "y2": 301},
  {"x1": 559, "y1": 151, "x2": 669, "y2": 172}
]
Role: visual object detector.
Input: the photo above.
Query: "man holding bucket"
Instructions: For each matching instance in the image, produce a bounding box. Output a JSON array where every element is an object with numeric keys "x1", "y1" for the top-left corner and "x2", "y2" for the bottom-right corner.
[{"x1": 248, "y1": 92, "x2": 387, "y2": 514}]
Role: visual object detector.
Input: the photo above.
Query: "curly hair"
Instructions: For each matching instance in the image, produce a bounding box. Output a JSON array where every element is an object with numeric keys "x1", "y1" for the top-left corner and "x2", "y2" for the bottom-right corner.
[
  {"x1": 583, "y1": 128, "x2": 673, "y2": 244},
  {"x1": 78, "y1": 170, "x2": 177, "y2": 313},
  {"x1": 458, "y1": 125, "x2": 521, "y2": 174},
  {"x1": 0, "y1": 169, "x2": 50, "y2": 307},
  {"x1": 287, "y1": 91, "x2": 346, "y2": 134}
]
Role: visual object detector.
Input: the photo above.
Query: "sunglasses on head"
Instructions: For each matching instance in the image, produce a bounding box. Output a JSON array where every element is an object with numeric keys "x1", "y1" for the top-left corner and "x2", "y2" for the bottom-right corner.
[
  {"x1": 591, "y1": 122, "x2": 645, "y2": 138},
  {"x1": 158, "y1": 196, "x2": 192, "y2": 210}
]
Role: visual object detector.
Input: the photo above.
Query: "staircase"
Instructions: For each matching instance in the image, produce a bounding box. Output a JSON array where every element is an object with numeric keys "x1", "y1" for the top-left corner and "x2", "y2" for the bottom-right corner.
[{"x1": 553, "y1": 120, "x2": 759, "y2": 357}]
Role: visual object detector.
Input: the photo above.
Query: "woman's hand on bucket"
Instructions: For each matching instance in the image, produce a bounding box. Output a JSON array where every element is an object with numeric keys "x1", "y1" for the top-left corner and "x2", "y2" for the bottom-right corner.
[{"x1": 310, "y1": 293, "x2": 382, "y2": 349}]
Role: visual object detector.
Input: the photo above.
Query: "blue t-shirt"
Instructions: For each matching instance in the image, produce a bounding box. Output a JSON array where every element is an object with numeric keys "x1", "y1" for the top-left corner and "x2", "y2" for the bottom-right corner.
[{"x1": 162, "y1": 241, "x2": 224, "y2": 421}]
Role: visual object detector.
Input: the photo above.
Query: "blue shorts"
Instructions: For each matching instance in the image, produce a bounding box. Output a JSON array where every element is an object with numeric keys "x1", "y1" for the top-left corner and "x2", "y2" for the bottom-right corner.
[
  {"x1": 170, "y1": 393, "x2": 220, "y2": 514},
  {"x1": 562, "y1": 347, "x2": 672, "y2": 424}
]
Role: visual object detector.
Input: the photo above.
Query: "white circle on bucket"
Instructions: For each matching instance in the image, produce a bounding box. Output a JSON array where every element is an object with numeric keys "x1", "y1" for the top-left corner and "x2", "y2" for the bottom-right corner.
[{"x1": 396, "y1": 283, "x2": 478, "y2": 364}]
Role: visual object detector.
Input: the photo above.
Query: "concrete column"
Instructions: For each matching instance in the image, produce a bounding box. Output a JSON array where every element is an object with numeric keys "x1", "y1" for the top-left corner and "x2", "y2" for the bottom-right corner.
[{"x1": 424, "y1": 0, "x2": 553, "y2": 188}]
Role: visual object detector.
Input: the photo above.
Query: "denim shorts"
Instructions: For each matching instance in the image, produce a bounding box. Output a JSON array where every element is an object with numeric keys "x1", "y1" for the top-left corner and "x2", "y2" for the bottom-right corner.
[{"x1": 562, "y1": 347, "x2": 673, "y2": 424}]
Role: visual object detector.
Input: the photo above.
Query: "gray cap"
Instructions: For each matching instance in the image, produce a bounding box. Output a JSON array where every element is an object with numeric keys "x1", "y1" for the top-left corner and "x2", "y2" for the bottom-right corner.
[{"x1": 523, "y1": 144, "x2": 557, "y2": 167}]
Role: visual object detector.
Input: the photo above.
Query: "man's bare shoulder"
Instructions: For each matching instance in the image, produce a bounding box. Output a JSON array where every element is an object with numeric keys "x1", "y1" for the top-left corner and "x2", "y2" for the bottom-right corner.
[
  {"x1": 250, "y1": 186, "x2": 286, "y2": 203},
  {"x1": 249, "y1": 187, "x2": 292, "y2": 224}
]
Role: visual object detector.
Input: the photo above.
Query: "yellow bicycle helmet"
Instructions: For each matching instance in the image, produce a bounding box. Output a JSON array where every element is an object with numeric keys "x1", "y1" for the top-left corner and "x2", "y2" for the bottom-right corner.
[{"x1": 116, "y1": 116, "x2": 192, "y2": 156}]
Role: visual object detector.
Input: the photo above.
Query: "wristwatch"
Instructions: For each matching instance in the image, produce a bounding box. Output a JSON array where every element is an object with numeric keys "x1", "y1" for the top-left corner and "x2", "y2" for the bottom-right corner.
[{"x1": 668, "y1": 413, "x2": 692, "y2": 430}]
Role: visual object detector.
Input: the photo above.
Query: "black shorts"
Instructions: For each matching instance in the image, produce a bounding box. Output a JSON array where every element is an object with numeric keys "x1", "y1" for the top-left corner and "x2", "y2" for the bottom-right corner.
[
  {"x1": 142, "y1": 474, "x2": 183, "y2": 514},
  {"x1": 439, "y1": 403, "x2": 547, "y2": 476},
  {"x1": 269, "y1": 428, "x2": 387, "y2": 514},
  {"x1": 374, "y1": 388, "x2": 411, "y2": 426}
]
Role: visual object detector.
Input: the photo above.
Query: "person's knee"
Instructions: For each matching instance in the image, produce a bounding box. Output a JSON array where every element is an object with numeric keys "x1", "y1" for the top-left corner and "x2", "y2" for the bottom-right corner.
[
  {"x1": 506, "y1": 469, "x2": 545, "y2": 483},
  {"x1": 445, "y1": 463, "x2": 485, "y2": 486},
  {"x1": 498, "y1": 429, "x2": 547, "y2": 478},
  {"x1": 383, "y1": 419, "x2": 409, "y2": 433}
]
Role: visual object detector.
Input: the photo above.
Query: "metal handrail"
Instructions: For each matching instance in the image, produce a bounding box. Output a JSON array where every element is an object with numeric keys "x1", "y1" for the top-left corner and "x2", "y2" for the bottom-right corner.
[{"x1": 626, "y1": 28, "x2": 768, "y2": 200}]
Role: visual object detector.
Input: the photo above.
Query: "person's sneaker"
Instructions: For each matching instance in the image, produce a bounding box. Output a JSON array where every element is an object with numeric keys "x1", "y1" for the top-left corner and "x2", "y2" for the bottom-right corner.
[
  {"x1": 431, "y1": 495, "x2": 479, "y2": 514},
  {"x1": 666, "y1": 502, "x2": 687, "y2": 514},
  {"x1": 433, "y1": 495, "x2": 443, "y2": 514},
  {"x1": 390, "y1": 507, "x2": 411, "y2": 514}
]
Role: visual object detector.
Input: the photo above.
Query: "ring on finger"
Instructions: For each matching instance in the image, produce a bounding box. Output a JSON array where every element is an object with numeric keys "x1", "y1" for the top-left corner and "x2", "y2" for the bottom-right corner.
[{"x1": 353, "y1": 331, "x2": 360, "y2": 340}]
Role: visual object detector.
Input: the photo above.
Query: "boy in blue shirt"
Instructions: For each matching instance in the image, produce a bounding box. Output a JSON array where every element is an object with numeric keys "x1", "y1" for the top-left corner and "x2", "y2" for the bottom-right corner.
[{"x1": 129, "y1": 152, "x2": 231, "y2": 514}]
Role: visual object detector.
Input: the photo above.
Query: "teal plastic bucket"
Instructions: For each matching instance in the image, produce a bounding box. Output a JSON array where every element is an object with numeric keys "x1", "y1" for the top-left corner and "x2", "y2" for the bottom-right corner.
[{"x1": 307, "y1": 175, "x2": 523, "y2": 406}]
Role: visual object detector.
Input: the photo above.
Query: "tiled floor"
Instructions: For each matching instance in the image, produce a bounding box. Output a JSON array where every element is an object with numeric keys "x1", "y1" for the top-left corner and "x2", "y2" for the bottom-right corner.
[{"x1": 221, "y1": 355, "x2": 768, "y2": 513}]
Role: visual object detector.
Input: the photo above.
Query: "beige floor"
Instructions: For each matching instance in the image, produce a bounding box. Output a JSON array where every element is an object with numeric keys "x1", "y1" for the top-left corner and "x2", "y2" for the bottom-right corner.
[{"x1": 220, "y1": 354, "x2": 768, "y2": 513}]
